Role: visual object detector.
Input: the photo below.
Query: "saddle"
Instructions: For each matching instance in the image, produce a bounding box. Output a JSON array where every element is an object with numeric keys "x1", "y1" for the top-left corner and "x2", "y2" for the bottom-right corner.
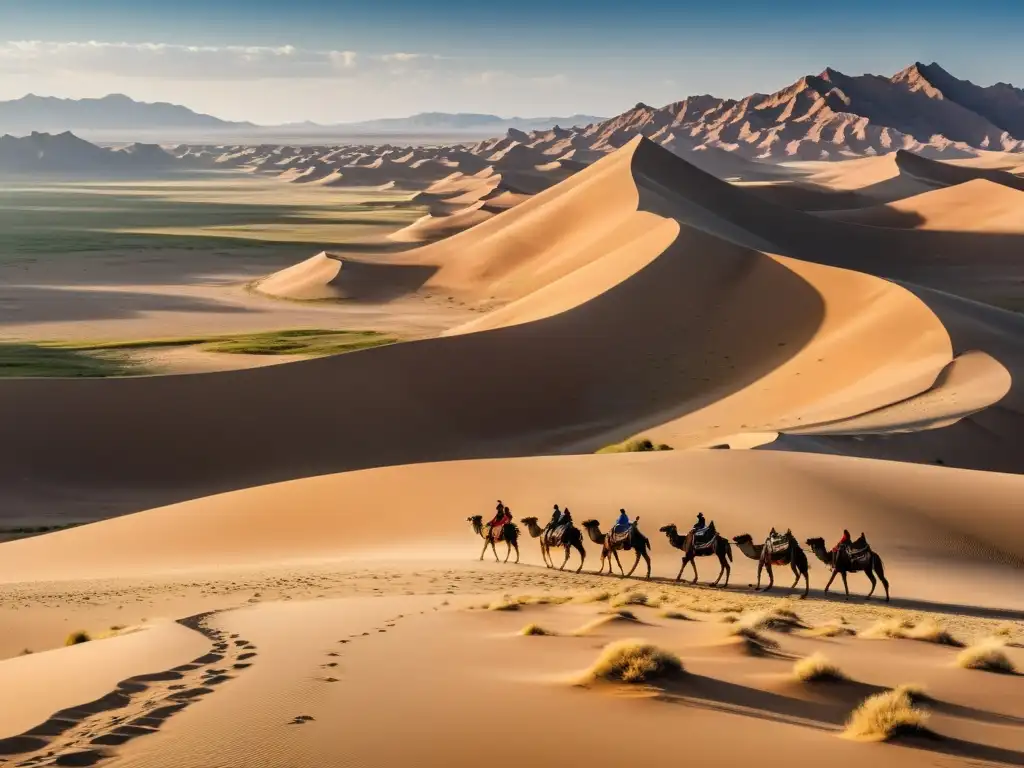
[
  {"x1": 842, "y1": 534, "x2": 871, "y2": 563},
  {"x1": 692, "y1": 522, "x2": 719, "y2": 554},
  {"x1": 765, "y1": 529, "x2": 792, "y2": 563},
  {"x1": 608, "y1": 527, "x2": 633, "y2": 550},
  {"x1": 545, "y1": 524, "x2": 570, "y2": 547}
]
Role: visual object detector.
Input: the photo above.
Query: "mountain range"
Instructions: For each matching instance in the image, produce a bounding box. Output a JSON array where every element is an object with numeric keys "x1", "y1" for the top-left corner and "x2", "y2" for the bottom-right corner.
[
  {"x1": 566, "y1": 62, "x2": 1024, "y2": 160},
  {"x1": 0, "y1": 95, "x2": 602, "y2": 140}
]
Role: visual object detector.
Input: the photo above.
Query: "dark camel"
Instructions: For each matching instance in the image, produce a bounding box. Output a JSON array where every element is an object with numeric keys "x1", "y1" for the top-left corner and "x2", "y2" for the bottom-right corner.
[
  {"x1": 520, "y1": 517, "x2": 587, "y2": 573},
  {"x1": 658, "y1": 523, "x2": 732, "y2": 586},
  {"x1": 806, "y1": 535, "x2": 890, "y2": 602},
  {"x1": 732, "y1": 531, "x2": 810, "y2": 598},
  {"x1": 581, "y1": 518, "x2": 652, "y2": 579},
  {"x1": 467, "y1": 515, "x2": 520, "y2": 564}
]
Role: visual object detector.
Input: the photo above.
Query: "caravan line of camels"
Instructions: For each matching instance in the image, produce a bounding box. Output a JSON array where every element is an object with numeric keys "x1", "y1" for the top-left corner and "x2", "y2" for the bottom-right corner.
[{"x1": 467, "y1": 509, "x2": 891, "y2": 602}]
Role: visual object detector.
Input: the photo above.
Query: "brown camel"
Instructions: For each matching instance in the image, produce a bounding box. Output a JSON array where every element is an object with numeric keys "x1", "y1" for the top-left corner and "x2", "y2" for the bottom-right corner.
[
  {"x1": 581, "y1": 517, "x2": 651, "y2": 579},
  {"x1": 659, "y1": 523, "x2": 732, "y2": 587},
  {"x1": 732, "y1": 530, "x2": 810, "y2": 598},
  {"x1": 467, "y1": 515, "x2": 520, "y2": 564},
  {"x1": 520, "y1": 517, "x2": 587, "y2": 573},
  {"x1": 806, "y1": 535, "x2": 890, "y2": 602}
]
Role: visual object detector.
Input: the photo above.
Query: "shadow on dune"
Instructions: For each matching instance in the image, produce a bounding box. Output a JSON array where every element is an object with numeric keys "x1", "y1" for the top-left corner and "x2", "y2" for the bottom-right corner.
[{"x1": 0, "y1": 143, "x2": 828, "y2": 518}]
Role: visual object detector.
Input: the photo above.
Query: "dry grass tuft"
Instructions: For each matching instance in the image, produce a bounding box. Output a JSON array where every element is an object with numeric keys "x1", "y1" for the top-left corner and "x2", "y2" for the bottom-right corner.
[
  {"x1": 903, "y1": 621, "x2": 964, "y2": 647},
  {"x1": 581, "y1": 640, "x2": 684, "y2": 684},
  {"x1": 660, "y1": 610, "x2": 692, "y2": 621},
  {"x1": 737, "y1": 608, "x2": 805, "y2": 633},
  {"x1": 842, "y1": 687, "x2": 930, "y2": 741},
  {"x1": 65, "y1": 630, "x2": 91, "y2": 646},
  {"x1": 572, "y1": 590, "x2": 611, "y2": 604},
  {"x1": 792, "y1": 653, "x2": 847, "y2": 683},
  {"x1": 799, "y1": 622, "x2": 855, "y2": 639},
  {"x1": 859, "y1": 618, "x2": 915, "y2": 640},
  {"x1": 572, "y1": 611, "x2": 642, "y2": 636},
  {"x1": 956, "y1": 642, "x2": 1016, "y2": 674},
  {"x1": 895, "y1": 683, "x2": 931, "y2": 704},
  {"x1": 520, "y1": 623, "x2": 554, "y2": 636},
  {"x1": 728, "y1": 625, "x2": 781, "y2": 655},
  {"x1": 487, "y1": 597, "x2": 521, "y2": 612},
  {"x1": 718, "y1": 614, "x2": 740, "y2": 624},
  {"x1": 609, "y1": 591, "x2": 652, "y2": 608}
]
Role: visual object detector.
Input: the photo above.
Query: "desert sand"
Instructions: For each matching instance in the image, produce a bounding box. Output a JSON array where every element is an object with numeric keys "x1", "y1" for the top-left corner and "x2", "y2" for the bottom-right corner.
[{"x1": 2, "y1": 95, "x2": 1024, "y2": 768}]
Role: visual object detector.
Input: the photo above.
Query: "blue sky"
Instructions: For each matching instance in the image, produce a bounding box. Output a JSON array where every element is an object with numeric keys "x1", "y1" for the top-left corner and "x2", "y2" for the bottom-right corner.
[{"x1": 0, "y1": 0, "x2": 1021, "y2": 123}]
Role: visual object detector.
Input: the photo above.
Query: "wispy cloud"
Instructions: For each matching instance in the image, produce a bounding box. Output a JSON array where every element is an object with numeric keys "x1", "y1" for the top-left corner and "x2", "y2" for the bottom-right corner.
[{"x1": 0, "y1": 41, "x2": 451, "y2": 80}]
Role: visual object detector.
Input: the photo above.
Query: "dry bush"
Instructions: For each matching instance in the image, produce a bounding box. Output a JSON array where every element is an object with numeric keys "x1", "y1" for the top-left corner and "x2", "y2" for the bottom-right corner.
[
  {"x1": 487, "y1": 597, "x2": 521, "y2": 612},
  {"x1": 581, "y1": 640, "x2": 684, "y2": 684},
  {"x1": 800, "y1": 622, "x2": 855, "y2": 639},
  {"x1": 792, "y1": 653, "x2": 847, "y2": 683},
  {"x1": 65, "y1": 630, "x2": 91, "y2": 646},
  {"x1": 660, "y1": 610, "x2": 692, "y2": 621},
  {"x1": 956, "y1": 642, "x2": 1016, "y2": 674},
  {"x1": 572, "y1": 611, "x2": 641, "y2": 636},
  {"x1": 859, "y1": 618, "x2": 915, "y2": 640},
  {"x1": 520, "y1": 623, "x2": 554, "y2": 636},
  {"x1": 903, "y1": 621, "x2": 964, "y2": 647},
  {"x1": 842, "y1": 687, "x2": 930, "y2": 741},
  {"x1": 609, "y1": 591, "x2": 653, "y2": 608},
  {"x1": 718, "y1": 614, "x2": 740, "y2": 624},
  {"x1": 728, "y1": 625, "x2": 781, "y2": 654},
  {"x1": 737, "y1": 607, "x2": 805, "y2": 633},
  {"x1": 572, "y1": 590, "x2": 611, "y2": 604}
]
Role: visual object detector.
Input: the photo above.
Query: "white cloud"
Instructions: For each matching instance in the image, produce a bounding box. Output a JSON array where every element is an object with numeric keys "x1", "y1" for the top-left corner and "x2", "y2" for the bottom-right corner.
[{"x1": 0, "y1": 41, "x2": 448, "y2": 80}]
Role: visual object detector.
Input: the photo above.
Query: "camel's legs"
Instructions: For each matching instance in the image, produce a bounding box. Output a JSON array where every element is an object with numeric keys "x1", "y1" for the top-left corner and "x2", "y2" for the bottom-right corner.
[
  {"x1": 864, "y1": 568, "x2": 877, "y2": 599},
  {"x1": 873, "y1": 555, "x2": 891, "y2": 602},
  {"x1": 790, "y1": 563, "x2": 801, "y2": 589},
  {"x1": 540, "y1": 542, "x2": 551, "y2": 568},
  {"x1": 491, "y1": 540, "x2": 500, "y2": 562},
  {"x1": 512, "y1": 540, "x2": 520, "y2": 564},
  {"x1": 572, "y1": 540, "x2": 586, "y2": 574},
  {"x1": 755, "y1": 561, "x2": 764, "y2": 590},
  {"x1": 479, "y1": 539, "x2": 489, "y2": 561},
  {"x1": 611, "y1": 549, "x2": 625, "y2": 576},
  {"x1": 689, "y1": 556, "x2": 699, "y2": 585},
  {"x1": 558, "y1": 544, "x2": 570, "y2": 571},
  {"x1": 763, "y1": 562, "x2": 775, "y2": 592},
  {"x1": 823, "y1": 569, "x2": 838, "y2": 594},
  {"x1": 675, "y1": 557, "x2": 686, "y2": 582},
  {"x1": 625, "y1": 551, "x2": 641, "y2": 578},
  {"x1": 642, "y1": 550, "x2": 652, "y2": 579},
  {"x1": 712, "y1": 554, "x2": 726, "y2": 587},
  {"x1": 840, "y1": 571, "x2": 850, "y2": 599},
  {"x1": 503, "y1": 540, "x2": 512, "y2": 563}
]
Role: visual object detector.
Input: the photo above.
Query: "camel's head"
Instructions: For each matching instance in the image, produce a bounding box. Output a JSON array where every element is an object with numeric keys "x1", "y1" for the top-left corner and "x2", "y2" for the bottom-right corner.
[
  {"x1": 658, "y1": 524, "x2": 677, "y2": 535},
  {"x1": 520, "y1": 517, "x2": 538, "y2": 525},
  {"x1": 732, "y1": 534, "x2": 753, "y2": 545},
  {"x1": 468, "y1": 515, "x2": 483, "y2": 527},
  {"x1": 581, "y1": 519, "x2": 600, "y2": 529},
  {"x1": 805, "y1": 537, "x2": 825, "y2": 549}
]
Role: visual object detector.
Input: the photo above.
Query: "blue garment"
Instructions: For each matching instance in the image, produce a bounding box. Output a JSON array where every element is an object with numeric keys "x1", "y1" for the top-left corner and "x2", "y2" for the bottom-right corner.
[{"x1": 611, "y1": 510, "x2": 631, "y2": 534}]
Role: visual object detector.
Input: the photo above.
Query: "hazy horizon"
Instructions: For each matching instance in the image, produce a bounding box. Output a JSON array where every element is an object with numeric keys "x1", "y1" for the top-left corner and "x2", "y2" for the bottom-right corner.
[{"x1": 0, "y1": 0, "x2": 1022, "y2": 124}]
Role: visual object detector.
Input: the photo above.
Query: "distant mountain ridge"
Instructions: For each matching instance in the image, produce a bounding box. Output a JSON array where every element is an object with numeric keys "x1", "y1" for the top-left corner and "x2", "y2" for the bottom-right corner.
[
  {"x1": 0, "y1": 94, "x2": 602, "y2": 139},
  {"x1": 538, "y1": 62, "x2": 1024, "y2": 160}
]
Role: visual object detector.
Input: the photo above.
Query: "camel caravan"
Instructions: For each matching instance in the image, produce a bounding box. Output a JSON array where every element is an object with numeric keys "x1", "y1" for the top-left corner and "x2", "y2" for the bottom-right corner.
[{"x1": 468, "y1": 503, "x2": 891, "y2": 601}]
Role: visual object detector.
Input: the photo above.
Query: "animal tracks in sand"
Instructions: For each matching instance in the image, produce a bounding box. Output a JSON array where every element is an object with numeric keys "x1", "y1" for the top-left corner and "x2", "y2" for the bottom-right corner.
[{"x1": 0, "y1": 611, "x2": 257, "y2": 767}]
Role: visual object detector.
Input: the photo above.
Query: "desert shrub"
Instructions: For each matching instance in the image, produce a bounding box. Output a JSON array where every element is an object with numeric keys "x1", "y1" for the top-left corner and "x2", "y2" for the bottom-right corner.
[
  {"x1": 65, "y1": 630, "x2": 91, "y2": 646},
  {"x1": 582, "y1": 640, "x2": 684, "y2": 684},
  {"x1": 793, "y1": 653, "x2": 846, "y2": 683},
  {"x1": 843, "y1": 688, "x2": 930, "y2": 741},
  {"x1": 956, "y1": 642, "x2": 1016, "y2": 674},
  {"x1": 520, "y1": 624, "x2": 554, "y2": 636}
]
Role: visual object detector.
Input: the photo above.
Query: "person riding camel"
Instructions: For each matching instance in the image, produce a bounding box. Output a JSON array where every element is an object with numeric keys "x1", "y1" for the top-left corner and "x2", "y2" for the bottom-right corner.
[
  {"x1": 611, "y1": 508, "x2": 631, "y2": 535},
  {"x1": 547, "y1": 504, "x2": 563, "y2": 531},
  {"x1": 832, "y1": 529, "x2": 852, "y2": 554},
  {"x1": 691, "y1": 512, "x2": 707, "y2": 534},
  {"x1": 488, "y1": 502, "x2": 512, "y2": 530}
]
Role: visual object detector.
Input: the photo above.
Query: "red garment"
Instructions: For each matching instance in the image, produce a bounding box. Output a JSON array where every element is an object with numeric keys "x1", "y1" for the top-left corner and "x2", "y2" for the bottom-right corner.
[
  {"x1": 832, "y1": 531, "x2": 851, "y2": 553},
  {"x1": 489, "y1": 512, "x2": 512, "y2": 528}
]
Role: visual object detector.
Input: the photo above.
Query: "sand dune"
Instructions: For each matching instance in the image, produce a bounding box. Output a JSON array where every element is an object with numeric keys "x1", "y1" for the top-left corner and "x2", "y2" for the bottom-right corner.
[{"x1": 1, "y1": 138, "x2": 1018, "y2": 520}]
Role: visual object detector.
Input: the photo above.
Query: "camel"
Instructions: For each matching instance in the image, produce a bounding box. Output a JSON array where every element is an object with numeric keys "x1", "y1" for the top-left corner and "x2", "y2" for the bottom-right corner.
[
  {"x1": 520, "y1": 517, "x2": 587, "y2": 573},
  {"x1": 581, "y1": 518, "x2": 652, "y2": 579},
  {"x1": 732, "y1": 530, "x2": 810, "y2": 598},
  {"x1": 806, "y1": 535, "x2": 890, "y2": 602},
  {"x1": 658, "y1": 523, "x2": 732, "y2": 586},
  {"x1": 467, "y1": 515, "x2": 520, "y2": 564}
]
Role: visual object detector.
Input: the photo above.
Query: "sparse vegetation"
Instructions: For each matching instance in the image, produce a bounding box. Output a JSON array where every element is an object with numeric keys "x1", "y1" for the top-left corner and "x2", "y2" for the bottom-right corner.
[
  {"x1": 660, "y1": 610, "x2": 692, "y2": 621},
  {"x1": 1, "y1": 330, "x2": 398, "y2": 378},
  {"x1": 520, "y1": 623, "x2": 554, "y2": 636},
  {"x1": 727, "y1": 625, "x2": 781, "y2": 653},
  {"x1": 792, "y1": 653, "x2": 847, "y2": 683},
  {"x1": 859, "y1": 618, "x2": 962, "y2": 646},
  {"x1": 609, "y1": 591, "x2": 652, "y2": 608},
  {"x1": 486, "y1": 596, "x2": 521, "y2": 612},
  {"x1": 956, "y1": 642, "x2": 1016, "y2": 673},
  {"x1": 800, "y1": 622, "x2": 855, "y2": 639},
  {"x1": 572, "y1": 590, "x2": 611, "y2": 603},
  {"x1": 572, "y1": 611, "x2": 642, "y2": 636},
  {"x1": 859, "y1": 618, "x2": 916, "y2": 640},
  {"x1": 842, "y1": 687, "x2": 930, "y2": 741},
  {"x1": 596, "y1": 437, "x2": 673, "y2": 454},
  {"x1": 581, "y1": 640, "x2": 684, "y2": 684},
  {"x1": 65, "y1": 630, "x2": 91, "y2": 646},
  {"x1": 736, "y1": 607, "x2": 805, "y2": 633}
]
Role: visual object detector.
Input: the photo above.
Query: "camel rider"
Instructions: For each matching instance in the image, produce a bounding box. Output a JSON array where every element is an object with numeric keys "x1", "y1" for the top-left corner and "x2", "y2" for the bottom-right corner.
[
  {"x1": 488, "y1": 502, "x2": 511, "y2": 529},
  {"x1": 831, "y1": 529, "x2": 852, "y2": 555},
  {"x1": 691, "y1": 512, "x2": 707, "y2": 534},
  {"x1": 612, "y1": 508, "x2": 631, "y2": 534},
  {"x1": 547, "y1": 504, "x2": 563, "y2": 531}
]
